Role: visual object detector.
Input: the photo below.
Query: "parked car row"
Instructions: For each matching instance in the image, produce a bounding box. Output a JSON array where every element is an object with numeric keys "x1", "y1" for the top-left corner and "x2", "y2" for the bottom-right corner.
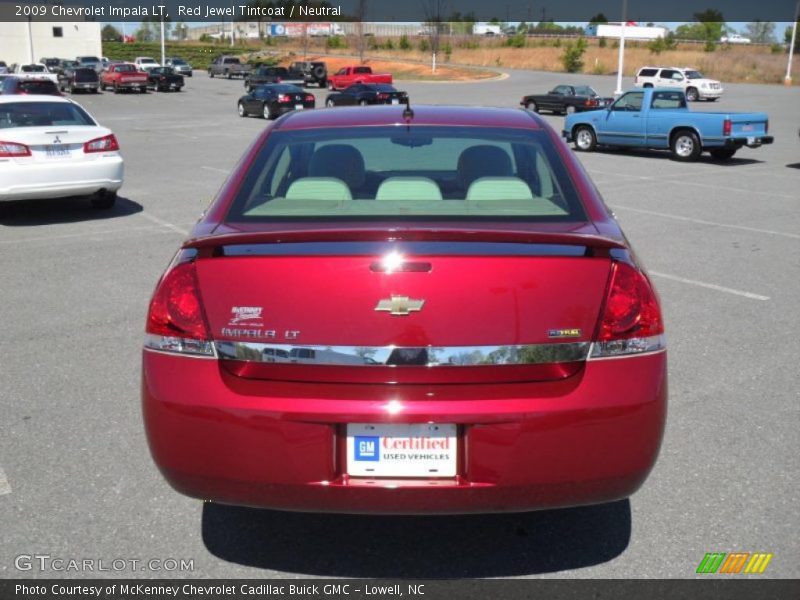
[
  {"x1": 237, "y1": 83, "x2": 410, "y2": 119},
  {"x1": 100, "y1": 63, "x2": 185, "y2": 93}
]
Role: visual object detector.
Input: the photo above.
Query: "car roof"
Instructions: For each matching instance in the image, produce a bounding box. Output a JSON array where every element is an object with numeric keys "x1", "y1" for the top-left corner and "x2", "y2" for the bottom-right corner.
[
  {"x1": 275, "y1": 105, "x2": 542, "y2": 131},
  {"x1": 0, "y1": 94, "x2": 73, "y2": 104}
]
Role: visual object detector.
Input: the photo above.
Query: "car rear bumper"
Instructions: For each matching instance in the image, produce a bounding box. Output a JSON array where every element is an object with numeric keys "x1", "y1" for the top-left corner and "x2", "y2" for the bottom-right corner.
[
  {"x1": 275, "y1": 104, "x2": 314, "y2": 115},
  {"x1": 0, "y1": 156, "x2": 124, "y2": 201},
  {"x1": 142, "y1": 349, "x2": 667, "y2": 514},
  {"x1": 724, "y1": 135, "x2": 774, "y2": 148}
]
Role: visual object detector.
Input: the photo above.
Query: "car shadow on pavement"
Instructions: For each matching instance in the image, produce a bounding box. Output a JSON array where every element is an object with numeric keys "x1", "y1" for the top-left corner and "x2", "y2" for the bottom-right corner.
[
  {"x1": 581, "y1": 148, "x2": 764, "y2": 166},
  {"x1": 787, "y1": 162, "x2": 800, "y2": 170},
  {"x1": 201, "y1": 500, "x2": 631, "y2": 577},
  {"x1": 0, "y1": 195, "x2": 143, "y2": 226}
]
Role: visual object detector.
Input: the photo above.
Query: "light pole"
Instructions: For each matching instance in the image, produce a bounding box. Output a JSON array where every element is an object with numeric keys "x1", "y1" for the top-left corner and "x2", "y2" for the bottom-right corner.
[
  {"x1": 26, "y1": 17, "x2": 34, "y2": 63},
  {"x1": 160, "y1": 19, "x2": 166, "y2": 66},
  {"x1": 614, "y1": 0, "x2": 628, "y2": 96},
  {"x1": 786, "y1": 0, "x2": 800, "y2": 85}
]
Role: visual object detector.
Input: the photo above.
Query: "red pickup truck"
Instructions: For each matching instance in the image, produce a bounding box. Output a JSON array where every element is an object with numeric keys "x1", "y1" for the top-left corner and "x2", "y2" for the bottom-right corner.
[
  {"x1": 327, "y1": 66, "x2": 392, "y2": 91},
  {"x1": 101, "y1": 63, "x2": 148, "y2": 94}
]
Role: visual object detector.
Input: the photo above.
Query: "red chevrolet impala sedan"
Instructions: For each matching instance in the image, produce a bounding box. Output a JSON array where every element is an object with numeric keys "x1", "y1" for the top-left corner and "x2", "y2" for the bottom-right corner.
[{"x1": 142, "y1": 106, "x2": 667, "y2": 514}]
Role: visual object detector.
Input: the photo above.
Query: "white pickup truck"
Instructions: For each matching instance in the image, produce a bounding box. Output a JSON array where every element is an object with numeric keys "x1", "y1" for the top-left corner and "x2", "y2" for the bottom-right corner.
[{"x1": 9, "y1": 64, "x2": 58, "y2": 84}]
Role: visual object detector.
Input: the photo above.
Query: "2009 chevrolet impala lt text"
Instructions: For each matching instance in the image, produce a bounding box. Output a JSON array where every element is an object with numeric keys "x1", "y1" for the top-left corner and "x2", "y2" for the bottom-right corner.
[{"x1": 141, "y1": 104, "x2": 667, "y2": 514}]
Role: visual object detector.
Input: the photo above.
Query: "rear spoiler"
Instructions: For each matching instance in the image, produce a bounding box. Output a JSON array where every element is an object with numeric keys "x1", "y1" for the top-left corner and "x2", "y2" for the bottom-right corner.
[{"x1": 183, "y1": 228, "x2": 627, "y2": 253}]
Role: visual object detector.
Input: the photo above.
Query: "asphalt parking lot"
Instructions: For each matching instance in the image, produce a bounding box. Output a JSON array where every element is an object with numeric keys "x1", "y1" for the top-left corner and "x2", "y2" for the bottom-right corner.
[{"x1": 0, "y1": 69, "x2": 798, "y2": 579}]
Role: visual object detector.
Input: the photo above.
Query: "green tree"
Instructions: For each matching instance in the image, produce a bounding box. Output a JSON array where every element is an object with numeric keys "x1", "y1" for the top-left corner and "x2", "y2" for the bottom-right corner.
[
  {"x1": 648, "y1": 32, "x2": 677, "y2": 54},
  {"x1": 101, "y1": 24, "x2": 122, "y2": 42},
  {"x1": 561, "y1": 37, "x2": 587, "y2": 73},
  {"x1": 693, "y1": 9, "x2": 726, "y2": 50},
  {"x1": 399, "y1": 34, "x2": 411, "y2": 50},
  {"x1": 674, "y1": 23, "x2": 707, "y2": 40},
  {"x1": 589, "y1": 13, "x2": 608, "y2": 24},
  {"x1": 786, "y1": 20, "x2": 800, "y2": 50},
  {"x1": 135, "y1": 22, "x2": 154, "y2": 42},
  {"x1": 744, "y1": 21, "x2": 775, "y2": 44},
  {"x1": 505, "y1": 33, "x2": 526, "y2": 48}
]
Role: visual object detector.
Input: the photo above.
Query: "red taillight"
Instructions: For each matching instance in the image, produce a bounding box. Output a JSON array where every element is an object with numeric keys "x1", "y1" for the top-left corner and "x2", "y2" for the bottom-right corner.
[
  {"x1": 0, "y1": 141, "x2": 32, "y2": 157},
  {"x1": 723, "y1": 118, "x2": 731, "y2": 136},
  {"x1": 586, "y1": 98, "x2": 597, "y2": 107},
  {"x1": 146, "y1": 261, "x2": 210, "y2": 341},
  {"x1": 277, "y1": 93, "x2": 290, "y2": 102},
  {"x1": 377, "y1": 92, "x2": 389, "y2": 100},
  {"x1": 305, "y1": 94, "x2": 315, "y2": 102},
  {"x1": 83, "y1": 134, "x2": 119, "y2": 153},
  {"x1": 597, "y1": 262, "x2": 663, "y2": 341}
]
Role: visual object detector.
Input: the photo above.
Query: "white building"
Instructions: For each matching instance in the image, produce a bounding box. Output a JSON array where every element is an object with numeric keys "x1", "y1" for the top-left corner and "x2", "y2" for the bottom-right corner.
[
  {"x1": 0, "y1": 22, "x2": 102, "y2": 65},
  {"x1": 585, "y1": 23, "x2": 666, "y2": 41}
]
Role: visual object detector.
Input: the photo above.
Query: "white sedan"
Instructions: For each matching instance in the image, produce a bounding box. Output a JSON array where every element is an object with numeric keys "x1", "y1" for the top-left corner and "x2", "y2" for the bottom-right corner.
[{"x1": 0, "y1": 95, "x2": 123, "y2": 208}]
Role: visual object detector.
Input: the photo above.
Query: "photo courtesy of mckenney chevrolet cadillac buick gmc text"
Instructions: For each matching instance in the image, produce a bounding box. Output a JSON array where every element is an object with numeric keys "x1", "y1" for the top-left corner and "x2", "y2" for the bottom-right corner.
[{"x1": 141, "y1": 105, "x2": 667, "y2": 514}]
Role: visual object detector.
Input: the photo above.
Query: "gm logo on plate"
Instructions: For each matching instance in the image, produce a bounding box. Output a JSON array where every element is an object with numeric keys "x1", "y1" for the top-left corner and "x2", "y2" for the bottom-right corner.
[{"x1": 354, "y1": 436, "x2": 380, "y2": 461}]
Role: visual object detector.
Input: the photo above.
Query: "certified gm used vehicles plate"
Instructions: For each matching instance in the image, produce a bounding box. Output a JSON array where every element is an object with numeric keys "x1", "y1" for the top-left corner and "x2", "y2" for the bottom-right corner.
[{"x1": 142, "y1": 105, "x2": 667, "y2": 514}]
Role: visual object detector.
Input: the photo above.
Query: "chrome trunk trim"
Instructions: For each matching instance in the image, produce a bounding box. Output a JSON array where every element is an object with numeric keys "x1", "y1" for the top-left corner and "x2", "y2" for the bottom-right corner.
[{"x1": 215, "y1": 341, "x2": 591, "y2": 367}]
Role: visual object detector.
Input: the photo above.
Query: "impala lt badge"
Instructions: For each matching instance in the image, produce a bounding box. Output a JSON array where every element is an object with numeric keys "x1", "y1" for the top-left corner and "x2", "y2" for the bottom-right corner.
[{"x1": 375, "y1": 296, "x2": 425, "y2": 316}]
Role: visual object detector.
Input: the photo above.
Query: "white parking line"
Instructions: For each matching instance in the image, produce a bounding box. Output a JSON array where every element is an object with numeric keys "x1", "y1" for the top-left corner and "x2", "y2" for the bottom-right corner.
[
  {"x1": 610, "y1": 205, "x2": 800, "y2": 240},
  {"x1": 649, "y1": 271, "x2": 770, "y2": 301},
  {"x1": 201, "y1": 166, "x2": 229, "y2": 174},
  {"x1": 140, "y1": 212, "x2": 190, "y2": 236},
  {"x1": 607, "y1": 176, "x2": 799, "y2": 201},
  {"x1": 0, "y1": 467, "x2": 11, "y2": 496},
  {"x1": 0, "y1": 224, "x2": 175, "y2": 245}
]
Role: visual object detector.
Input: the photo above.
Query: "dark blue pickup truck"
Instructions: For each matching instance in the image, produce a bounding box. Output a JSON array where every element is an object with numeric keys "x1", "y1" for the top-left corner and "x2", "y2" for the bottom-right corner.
[{"x1": 563, "y1": 88, "x2": 773, "y2": 161}]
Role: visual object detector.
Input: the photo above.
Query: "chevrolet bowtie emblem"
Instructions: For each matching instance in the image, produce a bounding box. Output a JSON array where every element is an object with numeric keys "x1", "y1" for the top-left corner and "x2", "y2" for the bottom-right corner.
[{"x1": 374, "y1": 296, "x2": 425, "y2": 316}]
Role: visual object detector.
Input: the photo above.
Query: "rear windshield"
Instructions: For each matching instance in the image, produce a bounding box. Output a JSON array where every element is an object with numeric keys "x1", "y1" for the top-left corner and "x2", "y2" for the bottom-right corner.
[
  {"x1": 20, "y1": 65, "x2": 47, "y2": 73},
  {"x1": 73, "y1": 69, "x2": 99, "y2": 81},
  {"x1": 0, "y1": 101, "x2": 96, "y2": 128},
  {"x1": 18, "y1": 80, "x2": 59, "y2": 94},
  {"x1": 573, "y1": 86, "x2": 597, "y2": 96},
  {"x1": 115, "y1": 64, "x2": 137, "y2": 73},
  {"x1": 227, "y1": 126, "x2": 586, "y2": 222},
  {"x1": 264, "y1": 84, "x2": 303, "y2": 93},
  {"x1": 638, "y1": 68, "x2": 658, "y2": 77},
  {"x1": 78, "y1": 57, "x2": 99, "y2": 63}
]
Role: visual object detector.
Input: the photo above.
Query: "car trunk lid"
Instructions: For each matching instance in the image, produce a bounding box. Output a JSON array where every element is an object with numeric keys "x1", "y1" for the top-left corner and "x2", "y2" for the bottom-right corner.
[{"x1": 189, "y1": 229, "x2": 618, "y2": 384}]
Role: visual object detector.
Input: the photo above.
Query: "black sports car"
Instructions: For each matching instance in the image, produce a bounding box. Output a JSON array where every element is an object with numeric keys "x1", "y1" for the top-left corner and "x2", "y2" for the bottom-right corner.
[
  {"x1": 521, "y1": 85, "x2": 613, "y2": 115},
  {"x1": 58, "y1": 67, "x2": 100, "y2": 93},
  {"x1": 324, "y1": 83, "x2": 408, "y2": 107},
  {"x1": 237, "y1": 84, "x2": 315, "y2": 119},
  {"x1": 147, "y1": 67, "x2": 184, "y2": 92}
]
